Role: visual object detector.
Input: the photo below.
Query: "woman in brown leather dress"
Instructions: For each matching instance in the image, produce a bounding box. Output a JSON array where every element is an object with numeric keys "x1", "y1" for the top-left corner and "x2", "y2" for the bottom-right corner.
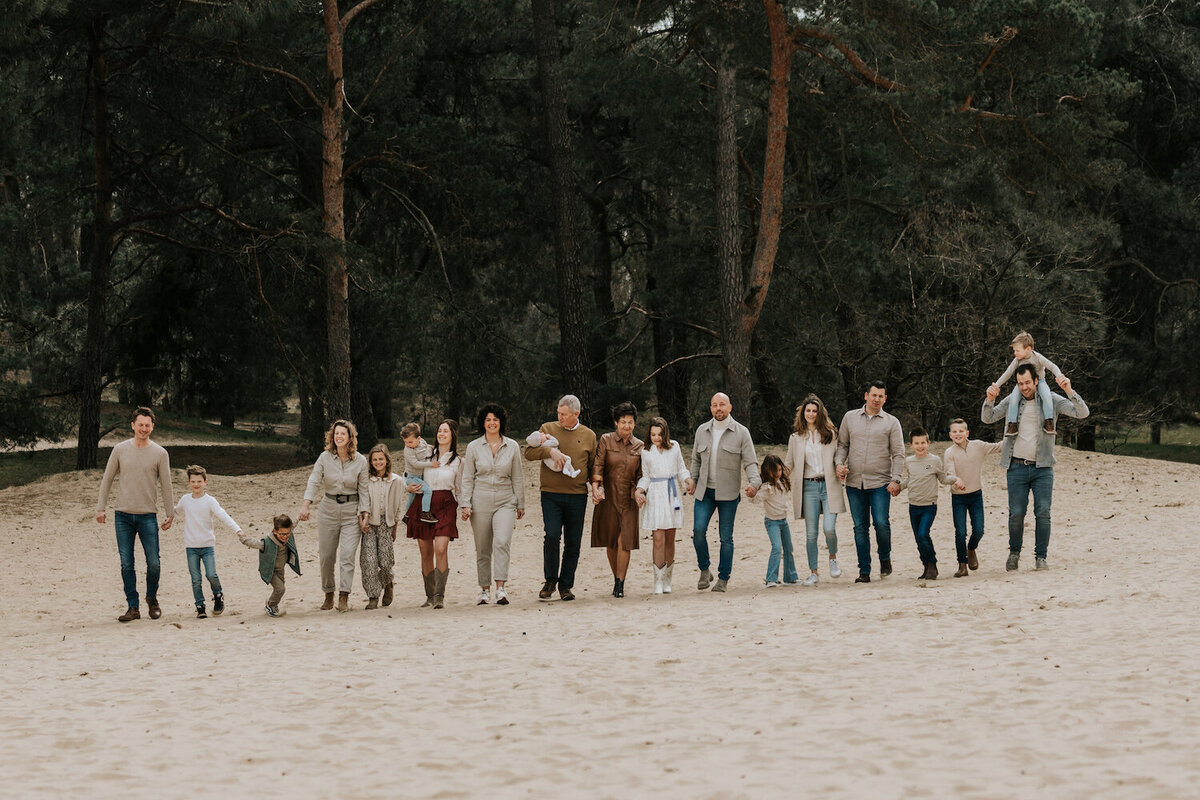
[{"x1": 590, "y1": 401, "x2": 643, "y2": 598}]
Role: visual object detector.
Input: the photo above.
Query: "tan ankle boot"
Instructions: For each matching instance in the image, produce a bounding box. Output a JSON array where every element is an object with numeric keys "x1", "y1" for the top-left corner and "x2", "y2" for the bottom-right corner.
[
  {"x1": 382, "y1": 581, "x2": 394, "y2": 607},
  {"x1": 337, "y1": 591, "x2": 349, "y2": 612},
  {"x1": 365, "y1": 597, "x2": 379, "y2": 609},
  {"x1": 954, "y1": 563, "x2": 969, "y2": 578},
  {"x1": 320, "y1": 591, "x2": 335, "y2": 610}
]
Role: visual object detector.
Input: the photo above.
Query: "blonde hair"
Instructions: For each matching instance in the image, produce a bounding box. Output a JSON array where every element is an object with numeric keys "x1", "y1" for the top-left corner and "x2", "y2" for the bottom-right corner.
[
  {"x1": 1012, "y1": 331, "x2": 1034, "y2": 349},
  {"x1": 324, "y1": 419, "x2": 359, "y2": 457}
]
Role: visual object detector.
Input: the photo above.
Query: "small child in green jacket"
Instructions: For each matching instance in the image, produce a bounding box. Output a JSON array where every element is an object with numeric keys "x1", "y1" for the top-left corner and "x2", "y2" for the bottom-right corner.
[{"x1": 239, "y1": 514, "x2": 301, "y2": 617}]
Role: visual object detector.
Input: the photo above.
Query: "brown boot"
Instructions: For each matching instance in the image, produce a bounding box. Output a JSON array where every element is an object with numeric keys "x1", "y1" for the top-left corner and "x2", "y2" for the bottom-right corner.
[
  {"x1": 1043, "y1": 418, "x2": 1055, "y2": 434},
  {"x1": 967, "y1": 548, "x2": 979, "y2": 570},
  {"x1": 365, "y1": 597, "x2": 379, "y2": 610},
  {"x1": 925, "y1": 563, "x2": 938, "y2": 580},
  {"x1": 382, "y1": 581, "x2": 394, "y2": 607},
  {"x1": 421, "y1": 572, "x2": 434, "y2": 607},
  {"x1": 432, "y1": 569, "x2": 448, "y2": 609},
  {"x1": 337, "y1": 591, "x2": 349, "y2": 612},
  {"x1": 320, "y1": 591, "x2": 335, "y2": 610},
  {"x1": 117, "y1": 607, "x2": 140, "y2": 623},
  {"x1": 954, "y1": 563, "x2": 969, "y2": 578}
]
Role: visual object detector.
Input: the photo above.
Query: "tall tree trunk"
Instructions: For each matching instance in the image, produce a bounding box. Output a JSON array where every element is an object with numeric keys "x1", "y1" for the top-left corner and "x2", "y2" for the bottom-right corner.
[
  {"x1": 531, "y1": 0, "x2": 591, "y2": 412},
  {"x1": 586, "y1": 194, "x2": 614, "y2": 390},
  {"x1": 714, "y1": 42, "x2": 752, "y2": 422},
  {"x1": 321, "y1": 0, "x2": 352, "y2": 422},
  {"x1": 76, "y1": 15, "x2": 115, "y2": 471}
]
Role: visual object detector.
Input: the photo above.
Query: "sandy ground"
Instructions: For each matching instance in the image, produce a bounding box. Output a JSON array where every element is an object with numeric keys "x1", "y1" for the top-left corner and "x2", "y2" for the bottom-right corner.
[{"x1": 2, "y1": 444, "x2": 1198, "y2": 799}]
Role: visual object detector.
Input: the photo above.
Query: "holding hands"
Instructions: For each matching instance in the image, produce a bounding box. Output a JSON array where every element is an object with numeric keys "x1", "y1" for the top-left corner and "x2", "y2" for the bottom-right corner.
[
  {"x1": 634, "y1": 487, "x2": 647, "y2": 508},
  {"x1": 683, "y1": 478, "x2": 696, "y2": 495},
  {"x1": 887, "y1": 481, "x2": 901, "y2": 497}
]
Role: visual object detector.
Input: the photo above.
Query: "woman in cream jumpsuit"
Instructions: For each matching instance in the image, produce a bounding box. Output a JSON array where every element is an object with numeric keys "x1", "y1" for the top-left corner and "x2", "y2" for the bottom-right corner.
[{"x1": 461, "y1": 403, "x2": 525, "y2": 606}]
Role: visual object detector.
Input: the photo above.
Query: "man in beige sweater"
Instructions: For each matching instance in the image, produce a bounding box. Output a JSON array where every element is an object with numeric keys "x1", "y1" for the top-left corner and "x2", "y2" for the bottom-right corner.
[
  {"x1": 96, "y1": 407, "x2": 175, "y2": 622},
  {"x1": 524, "y1": 394, "x2": 596, "y2": 601}
]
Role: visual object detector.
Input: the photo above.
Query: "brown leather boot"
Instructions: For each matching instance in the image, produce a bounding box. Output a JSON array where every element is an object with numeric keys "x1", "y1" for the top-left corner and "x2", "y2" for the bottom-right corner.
[
  {"x1": 967, "y1": 548, "x2": 979, "y2": 570},
  {"x1": 320, "y1": 591, "x2": 335, "y2": 610},
  {"x1": 336, "y1": 591, "x2": 349, "y2": 612},
  {"x1": 421, "y1": 572, "x2": 434, "y2": 607},
  {"x1": 365, "y1": 597, "x2": 379, "y2": 609},
  {"x1": 382, "y1": 581, "x2": 394, "y2": 607},
  {"x1": 925, "y1": 563, "x2": 938, "y2": 580},
  {"x1": 954, "y1": 563, "x2": 969, "y2": 578},
  {"x1": 432, "y1": 569, "x2": 448, "y2": 609}
]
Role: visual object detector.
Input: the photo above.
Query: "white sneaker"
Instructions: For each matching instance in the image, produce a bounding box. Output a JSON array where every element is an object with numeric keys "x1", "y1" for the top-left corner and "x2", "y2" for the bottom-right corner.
[
  {"x1": 764, "y1": 580, "x2": 779, "y2": 588},
  {"x1": 495, "y1": 587, "x2": 509, "y2": 605},
  {"x1": 803, "y1": 573, "x2": 819, "y2": 586},
  {"x1": 829, "y1": 559, "x2": 841, "y2": 578},
  {"x1": 477, "y1": 588, "x2": 490, "y2": 605}
]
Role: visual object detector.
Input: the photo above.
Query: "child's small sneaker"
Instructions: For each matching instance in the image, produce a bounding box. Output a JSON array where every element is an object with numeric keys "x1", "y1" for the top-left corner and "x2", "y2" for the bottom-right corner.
[
  {"x1": 212, "y1": 594, "x2": 224, "y2": 616},
  {"x1": 764, "y1": 580, "x2": 778, "y2": 588},
  {"x1": 1042, "y1": 419, "x2": 1055, "y2": 434},
  {"x1": 196, "y1": 606, "x2": 207, "y2": 619},
  {"x1": 420, "y1": 512, "x2": 438, "y2": 524},
  {"x1": 265, "y1": 604, "x2": 280, "y2": 617},
  {"x1": 829, "y1": 558, "x2": 842, "y2": 578},
  {"x1": 803, "y1": 573, "x2": 819, "y2": 586},
  {"x1": 1004, "y1": 422, "x2": 1019, "y2": 437}
]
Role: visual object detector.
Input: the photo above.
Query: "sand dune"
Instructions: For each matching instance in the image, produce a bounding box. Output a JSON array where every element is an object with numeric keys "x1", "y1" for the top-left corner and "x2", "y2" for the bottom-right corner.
[{"x1": 2, "y1": 446, "x2": 1197, "y2": 798}]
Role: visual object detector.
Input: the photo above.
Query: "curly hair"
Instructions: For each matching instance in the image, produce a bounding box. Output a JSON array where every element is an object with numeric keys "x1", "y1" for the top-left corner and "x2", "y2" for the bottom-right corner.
[
  {"x1": 476, "y1": 403, "x2": 508, "y2": 435},
  {"x1": 324, "y1": 419, "x2": 359, "y2": 457}
]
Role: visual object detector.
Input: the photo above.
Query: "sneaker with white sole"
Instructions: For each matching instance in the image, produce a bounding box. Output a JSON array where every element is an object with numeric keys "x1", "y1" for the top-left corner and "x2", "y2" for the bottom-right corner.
[
  {"x1": 829, "y1": 559, "x2": 841, "y2": 578},
  {"x1": 803, "y1": 573, "x2": 819, "y2": 586},
  {"x1": 495, "y1": 587, "x2": 509, "y2": 605},
  {"x1": 477, "y1": 588, "x2": 490, "y2": 605},
  {"x1": 1034, "y1": 557, "x2": 1048, "y2": 571},
  {"x1": 764, "y1": 580, "x2": 778, "y2": 588}
]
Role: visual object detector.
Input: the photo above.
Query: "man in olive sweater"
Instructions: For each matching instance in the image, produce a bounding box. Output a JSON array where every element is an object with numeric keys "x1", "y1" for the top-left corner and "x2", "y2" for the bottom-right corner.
[
  {"x1": 524, "y1": 394, "x2": 597, "y2": 601},
  {"x1": 96, "y1": 406, "x2": 175, "y2": 622}
]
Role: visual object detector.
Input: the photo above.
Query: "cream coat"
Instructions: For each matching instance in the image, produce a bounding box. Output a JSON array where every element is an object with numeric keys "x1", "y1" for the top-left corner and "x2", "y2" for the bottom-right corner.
[{"x1": 783, "y1": 432, "x2": 847, "y2": 519}]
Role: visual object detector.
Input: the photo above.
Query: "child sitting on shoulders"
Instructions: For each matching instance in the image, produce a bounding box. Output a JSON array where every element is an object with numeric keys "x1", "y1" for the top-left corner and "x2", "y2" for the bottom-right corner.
[
  {"x1": 989, "y1": 331, "x2": 1070, "y2": 436},
  {"x1": 164, "y1": 465, "x2": 242, "y2": 619},
  {"x1": 238, "y1": 514, "x2": 301, "y2": 617},
  {"x1": 401, "y1": 422, "x2": 440, "y2": 524},
  {"x1": 898, "y1": 427, "x2": 958, "y2": 581},
  {"x1": 525, "y1": 430, "x2": 581, "y2": 478},
  {"x1": 748, "y1": 454, "x2": 798, "y2": 587}
]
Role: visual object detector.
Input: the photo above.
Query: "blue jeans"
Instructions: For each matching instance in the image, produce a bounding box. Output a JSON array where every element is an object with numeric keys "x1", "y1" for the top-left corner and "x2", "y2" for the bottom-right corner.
[
  {"x1": 845, "y1": 486, "x2": 892, "y2": 576},
  {"x1": 186, "y1": 547, "x2": 223, "y2": 608},
  {"x1": 952, "y1": 491, "x2": 985, "y2": 563},
  {"x1": 1006, "y1": 379, "x2": 1054, "y2": 424},
  {"x1": 764, "y1": 517, "x2": 798, "y2": 583},
  {"x1": 114, "y1": 511, "x2": 160, "y2": 609},
  {"x1": 541, "y1": 492, "x2": 588, "y2": 589},
  {"x1": 1006, "y1": 462, "x2": 1054, "y2": 559},
  {"x1": 908, "y1": 503, "x2": 938, "y2": 565},
  {"x1": 692, "y1": 489, "x2": 739, "y2": 580},
  {"x1": 403, "y1": 474, "x2": 433, "y2": 514},
  {"x1": 801, "y1": 479, "x2": 838, "y2": 572}
]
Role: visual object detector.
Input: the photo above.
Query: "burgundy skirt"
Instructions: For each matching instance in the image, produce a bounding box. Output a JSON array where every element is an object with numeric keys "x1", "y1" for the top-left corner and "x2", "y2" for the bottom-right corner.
[{"x1": 405, "y1": 489, "x2": 459, "y2": 541}]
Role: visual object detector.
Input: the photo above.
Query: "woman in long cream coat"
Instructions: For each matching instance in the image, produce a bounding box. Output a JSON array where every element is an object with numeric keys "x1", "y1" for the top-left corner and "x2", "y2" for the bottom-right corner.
[{"x1": 783, "y1": 395, "x2": 846, "y2": 585}]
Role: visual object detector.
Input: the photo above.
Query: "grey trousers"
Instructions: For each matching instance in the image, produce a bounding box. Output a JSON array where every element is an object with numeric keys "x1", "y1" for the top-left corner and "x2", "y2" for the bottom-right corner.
[
  {"x1": 470, "y1": 488, "x2": 518, "y2": 587},
  {"x1": 360, "y1": 522, "x2": 395, "y2": 599},
  {"x1": 318, "y1": 500, "x2": 362, "y2": 593},
  {"x1": 268, "y1": 545, "x2": 288, "y2": 606}
]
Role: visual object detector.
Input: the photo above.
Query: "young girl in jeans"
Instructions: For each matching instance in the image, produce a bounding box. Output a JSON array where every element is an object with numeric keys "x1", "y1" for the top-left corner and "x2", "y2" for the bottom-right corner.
[{"x1": 749, "y1": 454, "x2": 797, "y2": 587}]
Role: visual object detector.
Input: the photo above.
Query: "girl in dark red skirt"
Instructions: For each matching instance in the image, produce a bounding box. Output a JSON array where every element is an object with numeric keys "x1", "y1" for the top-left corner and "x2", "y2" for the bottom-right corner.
[{"x1": 405, "y1": 419, "x2": 462, "y2": 608}]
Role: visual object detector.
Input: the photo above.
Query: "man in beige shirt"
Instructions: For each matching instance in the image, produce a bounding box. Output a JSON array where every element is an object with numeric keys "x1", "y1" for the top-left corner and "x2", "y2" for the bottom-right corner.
[
  {"x1": 525, "y1": 394, "x2": 596, "y2": 601},
  {"x1": 95, "y1": 406, "x2": 175, "y2": 622},
  {"x1": 835, "y1": 381, "x2": 905, "y2": 583}
]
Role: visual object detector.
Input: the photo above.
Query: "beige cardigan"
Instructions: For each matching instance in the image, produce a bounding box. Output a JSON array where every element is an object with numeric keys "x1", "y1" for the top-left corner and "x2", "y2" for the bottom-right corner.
[{"x1": 783, "y1": 432, "x2": 847, "y2": 519}]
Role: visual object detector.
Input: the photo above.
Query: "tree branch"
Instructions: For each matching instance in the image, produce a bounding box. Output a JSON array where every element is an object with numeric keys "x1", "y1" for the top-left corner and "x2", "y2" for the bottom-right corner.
[
  {"x1": 341, "y1": 0, "x2": 389, "y2": 29},
  {"x1": 791, "y1": 24, "x2": 904, "y2": 92},
  {"x1": 634, "y1": 353, "x2": 724, "y2": 388},
  {"x1": 235, "y1": 53, "x2": 322, "y2": 108}
]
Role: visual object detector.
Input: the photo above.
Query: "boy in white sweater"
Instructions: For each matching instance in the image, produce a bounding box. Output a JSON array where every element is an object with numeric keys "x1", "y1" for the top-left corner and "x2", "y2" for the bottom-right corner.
[{"x1": 163, "y1": 465, "x2": 242, "y2": 618}]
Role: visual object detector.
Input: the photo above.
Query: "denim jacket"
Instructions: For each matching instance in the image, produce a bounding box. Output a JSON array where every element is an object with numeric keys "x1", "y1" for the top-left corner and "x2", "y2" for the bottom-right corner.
[{"x1": 981, "y1": 390, "x2": 1089, "y2": 469}]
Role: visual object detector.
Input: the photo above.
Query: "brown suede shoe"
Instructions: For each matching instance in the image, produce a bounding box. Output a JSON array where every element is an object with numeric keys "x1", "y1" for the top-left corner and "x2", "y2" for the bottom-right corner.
[
  {"x1": 967, "y1": 548, "x2": 979, "y2": 570},
  {"x1": 539, "y1": 580, "x2": 557, "y2": 600},
  {"x1": 559, "y1": 586, "x2": 575, "y2": 601},
  {"x1": 923, "y1": 563, "x2": 938, "y2": 580},
  {"x1": 147, "y1": 600, "x2": 162, "y2": 620},
  {"x1": 320, "y1": 592, "x2": 335, "y2": 610},
  {"x1": 365, "y1": 597, "x2": 379, "y2": 610},
  {"x1": 954, "y1": 563, "x2": 969, "y2": 577},
  {"x1": 382, "y1": 582, "x2": 394, "y2": 607},
  {"x1": 118, "y1": 607, "x2": 140, "y2": 623},
  {"x1": 337, "y1": 591, "x2": 350, "y2": 612}
]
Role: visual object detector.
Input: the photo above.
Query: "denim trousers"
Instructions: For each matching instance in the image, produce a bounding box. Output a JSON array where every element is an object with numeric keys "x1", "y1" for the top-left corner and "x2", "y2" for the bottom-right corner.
[
  {"x1": 541, "y1": 492, "x2": 588, "y2": 588},
  {"x1": 845, "y1": 486, "x2": 892, "y2": 576},
  {"x1": 1005, "y1": 379, "x2": 1055, "y2": 424},
  {"x1": 403, "y1": 473, "x2": 434, "y2": 514},
  {"x1": 1006, "y1": 462, "x2": 1054, "y2": 559},
  {"x1": 186, "y1": 546, "x2": 223, "y2": 607},
  {"x1": 692, "y1": 489, "x2": 739, "y2": 580},
  {"x1": 763, "y1": 517, "x2": 799, "y2": 583},
  {"x1": 952, "y1": 491, "x2": 986, "y2": 563},
  {"x1": 908, "y1": 503, "x2": 938, "y2": 565},
  {"x1": 801, "y1": 479, "x2": 838, "y2": 572},
  {"x1": 114, "y1": 511, "x2": 161, "y2": 609}
]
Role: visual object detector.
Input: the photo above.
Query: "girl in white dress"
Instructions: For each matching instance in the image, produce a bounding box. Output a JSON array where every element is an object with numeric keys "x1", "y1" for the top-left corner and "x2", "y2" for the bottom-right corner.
[{"x1": 634, "y1": 417, "x2": 691, "y2": 594}]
